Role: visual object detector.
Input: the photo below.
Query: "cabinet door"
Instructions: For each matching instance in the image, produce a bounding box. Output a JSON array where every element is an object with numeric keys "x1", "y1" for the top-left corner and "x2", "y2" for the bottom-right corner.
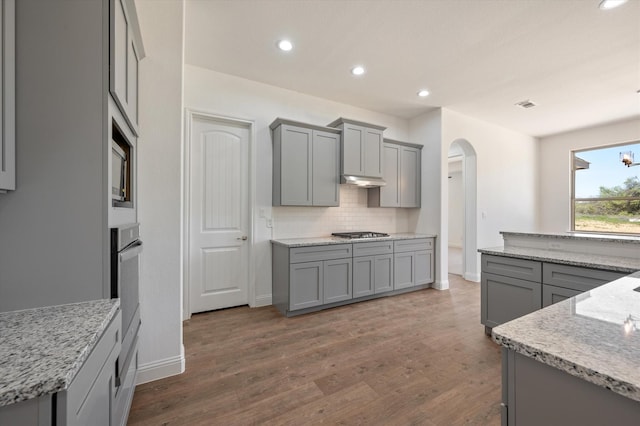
[
  {"x1": 290, "y1": 261, "x2": 323, "y2": 310},
  {"x1": 110, "y1": 0, "x2": 140, "y2": 134},
  {"x1": 374, "y1": 254, "x2": 394, "y2": 293},
  {"x1": 0, "y1": 0, "x2": 15, "y2": 191},
  {"x1": 353, "y1": 256, "x2": 375, "y2": 298},
  {"x1": 394, "y1": 252, "x2": 415, "y2": 289},
  {"x1": 542, "y1": 284, "x2": 581, "y2": 307},
  {"x1": 324, "y1": 258, "x2": 352, "y2": 303},
  {"x1": 363, "y1": 128, "x2": 383, "y2": 177},
  {"x1": 279, "y1": 125, "x2": 313, "y2": 206},
  {"x1": 379, "y1": 143, "x2": 400, "y2": 207},
  {"x1": 415, "y1": 250, "x2": 433, "y2": 285},
  {"x1": 342, "y1": 123, "x2": 364, "y2": 175},
  {"x1": 400, "y1": 146, "x2": 420, "y2": 207},
  {"x1": 312, "y1": 130, "x2": 340, "y2": 206},
  {"x1": 481, "y1": 272, "x2": 541, "y2": 328}
]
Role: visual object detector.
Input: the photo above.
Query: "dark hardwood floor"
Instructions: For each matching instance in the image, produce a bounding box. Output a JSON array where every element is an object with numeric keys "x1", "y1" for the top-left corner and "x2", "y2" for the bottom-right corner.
[{"x1": 128, "y1": 274, "x2": 501, "y2": 425}]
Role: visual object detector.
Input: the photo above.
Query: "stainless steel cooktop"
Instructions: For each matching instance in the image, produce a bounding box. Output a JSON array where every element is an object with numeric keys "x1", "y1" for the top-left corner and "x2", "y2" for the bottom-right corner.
[{"x1": 331, "y1": 231, "x2": 390, "y2": 239}]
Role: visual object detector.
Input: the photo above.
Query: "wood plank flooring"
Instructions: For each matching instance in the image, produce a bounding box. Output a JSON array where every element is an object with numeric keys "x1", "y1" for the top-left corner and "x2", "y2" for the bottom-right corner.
[{"x1": 128, "y1": 274, "x2": 502, "y2": 425}]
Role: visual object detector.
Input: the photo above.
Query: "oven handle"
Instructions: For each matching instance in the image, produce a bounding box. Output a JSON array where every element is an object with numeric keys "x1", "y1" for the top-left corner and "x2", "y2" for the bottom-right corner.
[{"x1": 119, "y1": 240, "x2": 143, "y2": 262}]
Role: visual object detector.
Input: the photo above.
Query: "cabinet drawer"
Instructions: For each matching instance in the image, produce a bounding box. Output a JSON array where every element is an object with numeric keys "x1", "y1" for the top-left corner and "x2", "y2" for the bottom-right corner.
[
  {"x1": 542, "y1": 263, "x2": 625, "y2": 292},
  {"x1": 290, "y1": 244, "x2": 352, "y2": 263},
  {"x1": 353, "y1": 240, "x2": 394, "y2": 257},
  {"x1": 393, "y1": 238, "x2": 432, "y2": 253},
  {"x1": 482, "y1": 254, "x2": 541, "y2": 282}
]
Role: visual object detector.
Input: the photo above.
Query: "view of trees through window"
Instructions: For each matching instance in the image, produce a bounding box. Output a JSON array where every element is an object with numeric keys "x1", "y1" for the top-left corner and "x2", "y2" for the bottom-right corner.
[{"x1": 572, "y1": 141, "x2": 640, "y2": 234}]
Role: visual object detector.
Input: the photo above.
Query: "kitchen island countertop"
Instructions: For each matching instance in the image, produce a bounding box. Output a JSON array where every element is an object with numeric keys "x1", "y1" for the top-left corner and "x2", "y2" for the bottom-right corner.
[
  {"x1": 478, "y1": 246, "x2": 640, "y2": 273},
  {"x1": 492, "y1": 271, "x2": 640, "y2": 402},
  {"x1": 271, "y1": 233, "x2": 436, "y2": 247},
  {"x1": 0, "y1": 299, "x2": 120, "y2": 406}
]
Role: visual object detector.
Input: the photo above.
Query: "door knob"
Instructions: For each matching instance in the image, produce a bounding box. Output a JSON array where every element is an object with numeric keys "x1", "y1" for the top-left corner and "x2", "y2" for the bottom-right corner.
[{"x1": 237, "y1": 236, "x2": 248, "y2": 241}]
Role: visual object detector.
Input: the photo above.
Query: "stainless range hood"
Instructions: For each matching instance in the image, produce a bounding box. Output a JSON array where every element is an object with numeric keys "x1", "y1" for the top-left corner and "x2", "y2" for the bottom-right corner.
[{"x1": 342, "y1": 175, "x2": 386, "y2": 188}]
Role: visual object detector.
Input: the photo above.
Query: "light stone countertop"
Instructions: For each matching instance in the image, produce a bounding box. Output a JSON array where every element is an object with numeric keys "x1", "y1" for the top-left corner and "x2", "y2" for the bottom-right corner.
[
  {"x1": 478, "y1": 246, "x2": 640, "y2": 273},
  {"x1": 492, "y1": 271, "x2": 640, "y2": 402},
  {"x1": 0, "y1": 299, "x2": 120, "y2": 406},
  {"x1": 271, "y1": 233, "x2": 436, "y2": 247},
  {"x1": 500, "y1": 231, "x2": 640, "y2": 245}
]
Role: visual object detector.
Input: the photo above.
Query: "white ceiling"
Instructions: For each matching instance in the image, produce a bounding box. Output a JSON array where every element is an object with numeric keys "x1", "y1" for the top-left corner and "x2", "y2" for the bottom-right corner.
[{"x1": 184, "y1": 0, "x2": 640, "y2": 137}]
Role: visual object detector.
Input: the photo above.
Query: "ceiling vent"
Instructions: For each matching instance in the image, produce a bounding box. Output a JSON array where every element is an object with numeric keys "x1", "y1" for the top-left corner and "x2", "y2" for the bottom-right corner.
[{"x1": 515, "y1": 99, "x2": 537, "y2": 109}]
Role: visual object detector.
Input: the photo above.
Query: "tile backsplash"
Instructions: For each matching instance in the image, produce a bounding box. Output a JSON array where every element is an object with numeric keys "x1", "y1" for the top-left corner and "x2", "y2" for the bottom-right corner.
[{"x1": 272, "y1": 185, "x2": 411, "y2": 239}]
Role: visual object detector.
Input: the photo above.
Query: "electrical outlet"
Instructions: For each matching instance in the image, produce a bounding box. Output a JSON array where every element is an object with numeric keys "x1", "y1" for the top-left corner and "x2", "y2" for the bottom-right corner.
[{"x1": 266, "y1": 218, "x2": 273, "y2": 228}]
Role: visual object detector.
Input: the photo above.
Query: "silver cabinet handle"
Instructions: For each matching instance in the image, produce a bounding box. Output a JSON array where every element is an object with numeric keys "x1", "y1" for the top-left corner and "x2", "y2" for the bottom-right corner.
[{"x1": 237, "y1": 236, "x2": 248, "y2": 241}]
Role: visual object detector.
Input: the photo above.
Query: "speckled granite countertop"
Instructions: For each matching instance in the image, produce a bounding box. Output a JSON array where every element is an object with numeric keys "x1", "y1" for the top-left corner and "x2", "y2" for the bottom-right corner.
[
  {"x1": 0, "y1": 299, "x2": 120, "y2": 406},
  {"x1": 271, "y1": 233, "x2": 436, "y2": 247},
  {"x1": 500, "y1": 231, "x2": 640, "y2": 245},
  {"x1": 492, "y1": 271, "x2": 640, "y2": 402},
  {"x1": 478, "y1": 246, "x2": 640, "y2": 273}
]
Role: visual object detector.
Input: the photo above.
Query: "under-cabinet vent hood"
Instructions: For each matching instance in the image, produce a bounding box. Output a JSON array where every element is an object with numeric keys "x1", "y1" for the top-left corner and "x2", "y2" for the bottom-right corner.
[{"x1": 342, "y1": 175, "x2": 386, "y2": 188}]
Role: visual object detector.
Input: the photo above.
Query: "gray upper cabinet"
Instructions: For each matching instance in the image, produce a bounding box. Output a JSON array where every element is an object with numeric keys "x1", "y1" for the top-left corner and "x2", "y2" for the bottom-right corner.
[
  {"x1": 110, "y1": 0, "x2": 144, "y2": 136},
  {"x1": 369, "y1": 140, "x2": 422, "y2": 208},
  {"x1": 327, "y1": 117, "x2": 385, "y2": 178},
  {"x1": 0, "y1": 0, "x2": 15, "y2": 192},
  {"x1": 271, "y1": 119, "x2": 340, "y2": 207}
]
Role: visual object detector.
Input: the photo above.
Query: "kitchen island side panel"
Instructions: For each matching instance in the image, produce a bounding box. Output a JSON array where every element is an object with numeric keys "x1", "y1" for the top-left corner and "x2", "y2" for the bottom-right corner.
[
  {"x1": 271, "y1": 243, "x2": 290, "y2": 315},
  {"x1": 506, "y1": 350, "x2": 640, "y2": 426}
]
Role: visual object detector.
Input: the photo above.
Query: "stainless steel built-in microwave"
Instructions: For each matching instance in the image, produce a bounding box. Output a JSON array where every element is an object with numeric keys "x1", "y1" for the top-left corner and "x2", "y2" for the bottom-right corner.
[
  {"x1": 112, "y1": 142, "x2": 127, "y2": 203},
  {"x1": 112, "y1": 121, "x2": 132, "y2": 208}
]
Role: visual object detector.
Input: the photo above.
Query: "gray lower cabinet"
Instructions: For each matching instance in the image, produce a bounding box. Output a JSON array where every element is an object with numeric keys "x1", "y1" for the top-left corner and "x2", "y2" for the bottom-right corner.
[
  {"x1": 272, "y1": 237, "x2": 436, "y2": 316},
  {"x1": 271, "y1": 119, "x2": 340, "y2": 207},
  {"x1": 274, "y1": 243, "x2": 353, "y2": 313},
  {"x1": 393, "y1": 238, "x2": 434, "y2": 290},
  {"x1": 481, "y1": 253, "x2": 629, "y2": 331},
  {"x1": 0, "y1": 310, "x2": 121, "y2": 426},
  {"x1": 541, "y1": 263, "x2": 625, "y2": 308},
  {"x1": 481, "y1": 272, "x2": 542, "y2": 329},
  {"x1": 323, "y1": 258, "x2": 353, "y2": 303},
  {"x1": 368, "y1": 141, "x2": 422, "y2": 208},
  {"x1": 542, "y1": 284, "x2": 580, "y2": 307},
  {"x1": 353, "y1": 240, "x2": 394, "y2": 297}
]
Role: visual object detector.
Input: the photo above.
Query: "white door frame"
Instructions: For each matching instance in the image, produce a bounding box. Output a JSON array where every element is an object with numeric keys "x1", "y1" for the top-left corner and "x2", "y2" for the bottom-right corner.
[{"x1": 182, "y1": 109, "x2": 257, "y2": 320}]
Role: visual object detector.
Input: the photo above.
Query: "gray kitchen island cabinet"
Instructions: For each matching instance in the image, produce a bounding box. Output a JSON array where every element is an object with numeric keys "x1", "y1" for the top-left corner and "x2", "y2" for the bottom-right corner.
[
  {"x1": 327, "y1": 117, "x2": 385, "y2": 178},
  {"x1": 271, "y1": 119, "x2": 340, "y2": 207},
  {"x1": 480, "y1": 252, "x2": 629, "y2": 334},
  {"x1": 352, "y1": 240, "x2": 395, "y2": 297},
  {"x1": 393, "y1": 239, "x2": 434, "y2": 289},
  {"x1": 368, "y1": 140, "x2": 422, "y2": 208}
]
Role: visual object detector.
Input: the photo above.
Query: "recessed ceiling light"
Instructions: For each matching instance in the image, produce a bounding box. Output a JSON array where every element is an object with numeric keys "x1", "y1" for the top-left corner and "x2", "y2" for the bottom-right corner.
[
  {"x1": 351, "y1": 66, "x2": 365, "y2": 76},
  {"x1": 277, "y1": 40, "x2": 293, "y2": 51},
  {"x1": 417, "y1": 90, "x2": 430, "y2": 97},
  {"x1": 599, "y1": 0, "x2": 628, "y2": 10}
]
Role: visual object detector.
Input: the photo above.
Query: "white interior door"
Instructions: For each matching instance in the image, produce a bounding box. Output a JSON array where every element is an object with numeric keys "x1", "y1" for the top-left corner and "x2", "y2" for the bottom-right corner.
[{"x1": 189, "y1": 115, "x2": 249, "y2": 314}]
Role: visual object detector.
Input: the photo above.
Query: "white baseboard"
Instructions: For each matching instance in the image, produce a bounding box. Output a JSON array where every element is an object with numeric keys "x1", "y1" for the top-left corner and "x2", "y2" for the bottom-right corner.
[
  {"x1": 434, "y1": 279, "x2": 450, "y2": 290},
  {"x1": 253, "y1": 294, "x2": 272, "y2": 307},
  {"x1": 136, "y1": 345, "x2": 185, "y2": 385},
  {"x1": 464, "y1": 272, "x2": 481, "y2": 282}
]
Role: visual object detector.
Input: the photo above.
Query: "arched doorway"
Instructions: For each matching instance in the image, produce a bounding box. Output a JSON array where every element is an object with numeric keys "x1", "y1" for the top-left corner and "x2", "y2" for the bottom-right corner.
[{"x1": 447, "y1": 139, "x2": 479, "y2": 281}]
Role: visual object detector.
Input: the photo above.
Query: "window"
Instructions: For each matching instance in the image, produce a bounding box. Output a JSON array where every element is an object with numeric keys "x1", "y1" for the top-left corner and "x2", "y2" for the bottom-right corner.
[{"x1": 572, "y1": 141, "x2": 640, "y2": 235}]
